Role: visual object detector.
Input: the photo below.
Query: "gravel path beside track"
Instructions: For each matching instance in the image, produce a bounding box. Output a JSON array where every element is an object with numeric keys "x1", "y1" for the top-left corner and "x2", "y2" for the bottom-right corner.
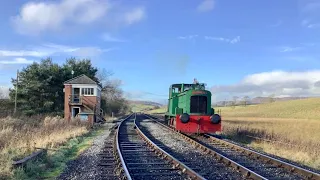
[
  {"x1": 138, "y1": 118, "x2": 245, "y2": 180},
  {"x1": 57, "y1": 122, "x2": 117, "y2": 180}
]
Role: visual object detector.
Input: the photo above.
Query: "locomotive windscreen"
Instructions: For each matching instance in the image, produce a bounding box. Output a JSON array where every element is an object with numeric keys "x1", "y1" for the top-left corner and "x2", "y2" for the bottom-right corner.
[{"x1": 190, "y1": 95, "x2": 207, "y2": 114}]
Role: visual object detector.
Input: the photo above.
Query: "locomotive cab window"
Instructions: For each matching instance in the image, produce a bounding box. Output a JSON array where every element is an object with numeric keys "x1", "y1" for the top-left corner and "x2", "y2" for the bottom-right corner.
[{"x1": 190, "y1": 96, "x2": 207, "y2": 114}]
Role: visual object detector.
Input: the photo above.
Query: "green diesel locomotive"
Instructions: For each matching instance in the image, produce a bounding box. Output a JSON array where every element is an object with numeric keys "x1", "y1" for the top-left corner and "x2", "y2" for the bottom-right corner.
[{"x1": 164, "y1": 81, "x2": 221, "y2": 134}]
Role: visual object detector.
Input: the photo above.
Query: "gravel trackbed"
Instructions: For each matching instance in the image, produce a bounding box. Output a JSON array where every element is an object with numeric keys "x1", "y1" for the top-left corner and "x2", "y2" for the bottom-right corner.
[
  {"x1": 138, "y1": 117, "x2": 245, "y2": 180},
  {"x1": 57, "y1": 122, "x2": 117, "y2": 180}
]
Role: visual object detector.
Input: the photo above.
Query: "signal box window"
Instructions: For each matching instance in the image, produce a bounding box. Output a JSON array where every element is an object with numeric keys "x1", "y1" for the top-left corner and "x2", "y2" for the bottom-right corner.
[
  {"x1": 190, "y1": 96, "x2": 207, "y2": 114},
  {"x1": 82, "y1": 88, "x2": 94, "y2": 95}
]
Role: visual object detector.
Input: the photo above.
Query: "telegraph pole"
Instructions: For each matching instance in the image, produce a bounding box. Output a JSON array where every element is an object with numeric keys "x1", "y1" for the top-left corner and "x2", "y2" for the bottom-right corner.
[{"x1": 14, "y1": 69, "x2": 19, "y2": 114}]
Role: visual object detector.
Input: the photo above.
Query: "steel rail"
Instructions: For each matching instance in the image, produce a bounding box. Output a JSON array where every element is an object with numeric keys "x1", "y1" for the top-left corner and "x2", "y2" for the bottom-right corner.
[
  {"x1": 134, "y1": 116, "x2": 206, "y2": 180},
  {"x1": 142, "y1": 114, "x2": 269, "y2": 180},
  {"x1": 205, "y1": 134, "x2": 320, "y2": 180},
  {"x1": 116, "y1": 113, "x2": 134, "y2": 180},
  {"x1": 144, "y1": 113, "x2": 320, "y2": 180}
]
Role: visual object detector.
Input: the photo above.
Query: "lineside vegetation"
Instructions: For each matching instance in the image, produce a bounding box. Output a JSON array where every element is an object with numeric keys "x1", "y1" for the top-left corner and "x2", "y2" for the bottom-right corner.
[{"x1": 0, "y1": 57, "x2": 130, "y2": 179}]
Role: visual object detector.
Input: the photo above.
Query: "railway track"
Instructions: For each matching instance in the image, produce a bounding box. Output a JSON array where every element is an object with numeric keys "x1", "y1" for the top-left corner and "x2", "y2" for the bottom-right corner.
[
  {"x1": 97, "y1": 121, "x2": 119, "y2": 180},
  {"x1": 194, "y1": 134, "x2": 320, "y2": 180},
  {"x1": 137, "y1": 115, "x2": 247, "y2": 179},
  {"x1": 114, "y1": 113, "x2": 205, "y2": 180},
  {"x1": 143, "y1": 113, "x2": 320, "y2": 180}
]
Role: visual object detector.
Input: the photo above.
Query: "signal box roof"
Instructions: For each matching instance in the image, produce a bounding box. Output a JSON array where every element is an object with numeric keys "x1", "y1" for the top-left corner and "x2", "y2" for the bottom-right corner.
[{"x1": 64, "y1": 74, "x2": 102, "y2": 88}]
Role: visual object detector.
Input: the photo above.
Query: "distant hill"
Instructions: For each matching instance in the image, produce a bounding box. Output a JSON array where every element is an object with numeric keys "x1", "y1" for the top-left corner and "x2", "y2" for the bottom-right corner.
[
  {"x1": 128, "y1": 100, "x2": 163, "y2": 107},
  {"x1": 251, "y1": 96, "x2": 309, "y2": 104},
  {"x1": 128, "y1": 100, "x2": 165, "y2": 112},
  {"x1": 214, "y1": 96, "x2": 310, "y2": 107}
]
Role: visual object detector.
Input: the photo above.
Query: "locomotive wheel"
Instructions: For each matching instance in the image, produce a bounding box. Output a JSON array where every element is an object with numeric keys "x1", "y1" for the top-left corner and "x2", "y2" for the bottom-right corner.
[
  {"x1": 170, "y1": 117, "x2": 175, "y2": 127},
  {"x1": 172, "y1": 118, "x2": 176, "y2": 127},
  {"x1": 164, "y1": 115, "x2": 168, "y2": 125}
]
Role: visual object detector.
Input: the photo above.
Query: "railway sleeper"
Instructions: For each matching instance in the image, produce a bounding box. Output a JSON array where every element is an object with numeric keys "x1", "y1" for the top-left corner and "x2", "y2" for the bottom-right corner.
[{"x1": 131, "y1": 172, "x2": 183, "y2": 177}]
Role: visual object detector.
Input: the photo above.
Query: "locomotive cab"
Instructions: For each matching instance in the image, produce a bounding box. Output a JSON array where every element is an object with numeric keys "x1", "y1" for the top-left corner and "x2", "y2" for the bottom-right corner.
[{"x1": 165, "y1": 81, "x2": 222, "y2": 134}]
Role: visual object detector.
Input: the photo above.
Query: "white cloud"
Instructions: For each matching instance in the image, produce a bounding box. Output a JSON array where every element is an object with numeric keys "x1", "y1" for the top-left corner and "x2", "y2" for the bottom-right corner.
[
  {"x1": 301, "y1": 19, "x2": 320, "y2": 28},
  {"x1": 279, "y1": 46, "x2": 302, "y2": 52},
  {"x1": 0, "y1": 50, "x2": 47, "y2": 57},
  {"x1": 300, "y1": 43, "x2": 316, "y2": 47},
  {"x1": 178, "y1": 35, "x2": 199, "y2": 40},
  {"x1": 211, "y1": 70, "x2": 320, "y2": 100},
  {"x1": 71, "y1": 47, "x2": 116, "y2": 57},
  {"x1": 197, "y1": 0, "x2": 215, "y2": 12},
  {"x1": 307, "y1": 23, "x2": 320, "y2": 28},
  {"x1": 205, "y1": 36, "x2": 240, "y2": 44},
  {"x1": 124, "y1": 7, "x2": 146, "y2": 25},
  {"x1": 300, "y1": 1, "x2": 320, "y2": 28},
  {"x1": 11, "y1": 0, "x2": 146, "y2": 35},
  {"x1": 0, "y1": 43, "x2": 115, "y2": 58},
  {"x1": 102, "y1": 33, "x2": 126, "y2": 42},
  {"x1": 0, "y1": 57, "x2": 34, "y2": 64}
]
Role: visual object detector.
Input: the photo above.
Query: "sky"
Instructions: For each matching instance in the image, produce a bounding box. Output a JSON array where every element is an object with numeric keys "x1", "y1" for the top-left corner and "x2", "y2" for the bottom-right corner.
[{"x1": 1, "y1": 0, "x2": 320, "y2": 104}]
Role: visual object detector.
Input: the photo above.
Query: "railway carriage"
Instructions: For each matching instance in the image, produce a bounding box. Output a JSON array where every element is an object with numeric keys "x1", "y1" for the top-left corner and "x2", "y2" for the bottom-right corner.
[{"x1": 164, "y1": 81, "x2": 221, "y2": 134}]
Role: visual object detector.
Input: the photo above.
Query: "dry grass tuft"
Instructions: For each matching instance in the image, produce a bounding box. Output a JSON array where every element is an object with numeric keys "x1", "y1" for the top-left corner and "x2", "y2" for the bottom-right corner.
[
  {"x1": 222, "y1": 117, "x2": 320, "y2": 170},
  {"x1": 0, "y1": 115, "x2": 89, "y2": 179}
]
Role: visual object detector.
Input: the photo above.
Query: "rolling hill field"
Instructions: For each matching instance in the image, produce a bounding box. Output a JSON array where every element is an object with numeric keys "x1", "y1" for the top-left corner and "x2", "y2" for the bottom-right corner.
[
  {"x1": 128, "y1": 100, "x2": 164, "y2": 112},
  {"x1": 216, "y1": 97, "x2": 320, "y2": 120},
  {"x1": 143, "y1": 97, "x2": 320, "y2": 170}
]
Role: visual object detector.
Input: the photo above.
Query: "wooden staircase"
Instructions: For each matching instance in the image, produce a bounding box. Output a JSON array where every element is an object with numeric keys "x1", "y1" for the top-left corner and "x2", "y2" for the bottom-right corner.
[{"x1": 69, "y1": 95, "x2": 106, "y2": 123}]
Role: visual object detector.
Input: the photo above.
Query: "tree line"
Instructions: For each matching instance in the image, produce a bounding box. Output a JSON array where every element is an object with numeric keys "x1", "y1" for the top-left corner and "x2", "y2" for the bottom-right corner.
[
  {"x1": 216, "y1": 94, "x2": 276, "y2": 108},
  {"x1": 2, "y1": 57, "x2": 130, "y2": 117}
]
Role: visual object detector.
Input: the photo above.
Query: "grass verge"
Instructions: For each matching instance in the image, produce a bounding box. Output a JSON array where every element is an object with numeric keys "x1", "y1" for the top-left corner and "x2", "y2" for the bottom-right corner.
[
  {"x1": 0, "y1": 115, "x2": 106, "y2": 180},
  {"x1": 12, "y1": 125, "x2": 105, "y2": 180}
]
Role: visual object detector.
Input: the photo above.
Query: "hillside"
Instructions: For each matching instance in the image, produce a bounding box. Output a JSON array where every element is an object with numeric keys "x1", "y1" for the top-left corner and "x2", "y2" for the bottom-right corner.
[
  {"x1": 128, "y1": 100, "x2": 163, "y2": 107},
  {"x1": 214, "y1": 96, "x2": 309, "y2": 106},
  {"x1": 216, "y1": 97, "x2": 320, "y2": 119},
  {"x1": 128, "y1": 100, "x2": 164, "y2": 112}
]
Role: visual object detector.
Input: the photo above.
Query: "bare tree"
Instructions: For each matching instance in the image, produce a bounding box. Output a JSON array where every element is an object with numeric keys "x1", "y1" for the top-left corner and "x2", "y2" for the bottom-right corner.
[
  {"x1": 268, "y1": 94, "x2": 275, "y2": 103},
  {"x1": 0, "y1": 87, "x2": 9, "y2": 99},
  {"x1": 243, "y1": 96, "x2": 250, "y2": 106},
  {"x1": 0, "y1": 89, "x2": 3, "y2": 99},
  {"x1": 232, "y1": 96, "x2": 239, "y2": 108},
  {"x1": 96, "y1": 69, "x2": 130, "y2": 115}
]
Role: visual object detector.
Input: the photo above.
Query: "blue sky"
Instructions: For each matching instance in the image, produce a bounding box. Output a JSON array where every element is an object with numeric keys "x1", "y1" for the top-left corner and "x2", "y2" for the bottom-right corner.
[{"x1": 1, "y1": 0, "x2": 320, "y2": 103}]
